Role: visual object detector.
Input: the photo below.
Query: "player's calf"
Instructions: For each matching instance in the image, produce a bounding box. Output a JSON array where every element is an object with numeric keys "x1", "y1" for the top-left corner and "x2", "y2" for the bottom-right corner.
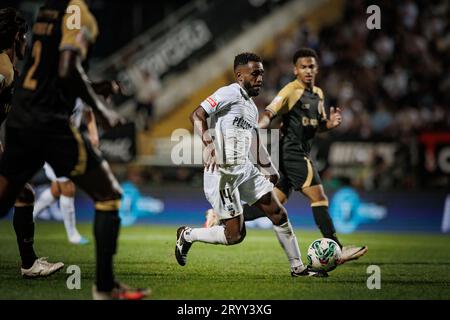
[
  {"x1": 254, "y1": 191, "x2": 287, "y2": 226},
  {"x1": 225, "y1": 226, "x2": 246, "y2": 245}
]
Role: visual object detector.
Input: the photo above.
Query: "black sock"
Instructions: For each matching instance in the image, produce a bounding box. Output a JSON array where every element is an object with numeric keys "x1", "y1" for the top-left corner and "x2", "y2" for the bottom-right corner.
[
  {"x1": 13, "y1": 206, "x2": 38, "y2": 269},
  {"x1": 243, "y1": 204, "x2": 266, "y2": 221},
  {"x1": 94, "y1": 210, "x2": 121, "y2": 292},
  {"x1": 312, "y1": 206, "x2": 343, "y2": 248}
]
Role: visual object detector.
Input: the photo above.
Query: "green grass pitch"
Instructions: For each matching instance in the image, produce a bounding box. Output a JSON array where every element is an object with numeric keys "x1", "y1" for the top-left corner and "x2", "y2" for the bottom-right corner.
[{"x1": 0, "y1": 221, "x2": 449, "y2": 300}]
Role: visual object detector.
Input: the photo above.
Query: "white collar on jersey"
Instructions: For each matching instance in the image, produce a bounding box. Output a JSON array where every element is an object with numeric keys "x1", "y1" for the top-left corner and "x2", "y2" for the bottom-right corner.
[{"x1": 236, "y1": 84, "x2": 251, "y2": 100}]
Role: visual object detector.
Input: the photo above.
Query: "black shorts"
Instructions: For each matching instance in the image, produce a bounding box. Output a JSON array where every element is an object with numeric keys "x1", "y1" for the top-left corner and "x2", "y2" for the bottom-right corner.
[
  {"x1": 0, "y1": 125, "x2": 103, "y2": 186},
  {"x1": 276, "y1": 157, "x2": 322, "y2": 198}
]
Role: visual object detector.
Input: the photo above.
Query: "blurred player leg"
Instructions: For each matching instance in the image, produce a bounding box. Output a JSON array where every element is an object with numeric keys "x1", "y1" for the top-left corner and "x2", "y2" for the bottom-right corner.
[
  {"x1": 33, "y1": 163, "x2": 61, "y2": 220},
  {"x1": 58, "y1": 180, "x2": 88, "y2": 244},
  {"x1": 71, "y1": 160, "x2": 149, "y2": 299},
  {"x1": 15, "y1": 185, "x2": 64, "y2": 278},
  {"x1": 33, "y1": 185, "x2": 58, "y2": 220},
  {"x1": 13, "y1": 184, "x2": 38, "y2": 269},
  {"x1": 0, "y1": 159, "x2": 63, "y2": 278}
]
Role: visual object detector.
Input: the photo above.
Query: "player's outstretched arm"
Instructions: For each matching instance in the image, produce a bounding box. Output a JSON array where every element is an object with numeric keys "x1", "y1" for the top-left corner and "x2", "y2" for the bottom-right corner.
[
  {"x1": 318, "y1": 106, "x2": 342, "y2": 132},
  {"x1": 58, "y1": 50, "x2": 122, "y2": 130},
  {"x1": 258, "y1": 110, "x2": 276, "y2": 129}
]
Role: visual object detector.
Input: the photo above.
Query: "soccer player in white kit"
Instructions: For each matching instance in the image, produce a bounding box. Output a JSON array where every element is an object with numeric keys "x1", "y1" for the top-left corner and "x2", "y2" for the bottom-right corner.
[{"x1": 175, "y1": 52, "x2": 326, "y2": 277}]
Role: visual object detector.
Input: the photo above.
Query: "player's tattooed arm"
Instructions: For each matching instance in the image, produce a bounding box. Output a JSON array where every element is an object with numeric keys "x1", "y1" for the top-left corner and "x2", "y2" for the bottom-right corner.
[
  {"x1": 190, "y1": 106, "x2": 217, "y2": 171},
  {"x1": 58, "y1": 50, "x2": 123, "y2": 129}
]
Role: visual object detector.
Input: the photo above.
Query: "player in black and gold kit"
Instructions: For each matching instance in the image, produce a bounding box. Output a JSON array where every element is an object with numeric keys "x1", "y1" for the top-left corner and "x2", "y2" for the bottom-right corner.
[
  {"x1": 0, "y1": 7, "x2": 64, "y2": 278},
  {"x1": 0, "y1": 1, "x2": 148, "y2": 299},
  {"x1": 256, "y1": 48, "x2": 367, "y2": 263},
  {"x1": 206, "y1": 48, "x2": 367, "y2": 265}
]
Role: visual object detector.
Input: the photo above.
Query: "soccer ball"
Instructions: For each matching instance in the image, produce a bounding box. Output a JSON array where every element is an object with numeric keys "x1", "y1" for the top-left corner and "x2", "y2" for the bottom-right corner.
[{"x1": 307, "y1": 238, "x2": 342, "y2": 272}]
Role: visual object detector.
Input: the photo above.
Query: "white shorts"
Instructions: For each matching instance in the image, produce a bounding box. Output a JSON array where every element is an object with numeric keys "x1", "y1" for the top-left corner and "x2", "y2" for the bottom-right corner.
[
  {"x1": 43, "y1": 163, "x2": 70, "y2": 183},
  {"x1": 204, "y1": 162, "x2": 273, "y2": 220}
]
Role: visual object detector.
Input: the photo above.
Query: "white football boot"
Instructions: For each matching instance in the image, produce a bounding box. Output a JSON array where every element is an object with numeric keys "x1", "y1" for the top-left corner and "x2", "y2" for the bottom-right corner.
[
  {"x1": 338, "y1": 246, "x2": 368, "y2": 264},
  {"x1": 21, "y1": 257, "x2": 64, "y2": 278}
]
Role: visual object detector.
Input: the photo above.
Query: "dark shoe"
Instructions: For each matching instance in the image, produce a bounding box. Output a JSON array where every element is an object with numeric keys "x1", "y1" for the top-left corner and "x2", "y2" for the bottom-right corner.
[
  {"x1": 175, "y1": 226, "x2": 192, "y2": 266},
  {"x1": 291, "y1": 265, "x2": 328, "y2": 278}
]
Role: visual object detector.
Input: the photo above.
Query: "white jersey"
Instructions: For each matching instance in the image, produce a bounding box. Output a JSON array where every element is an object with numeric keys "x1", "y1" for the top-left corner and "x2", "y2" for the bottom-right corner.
[
  {"x1": 201, "y1": 83, "x2": 273, "y2": 219},
  {"x1": 200, "y1": 83, "x2": 259, "y2": 167}
]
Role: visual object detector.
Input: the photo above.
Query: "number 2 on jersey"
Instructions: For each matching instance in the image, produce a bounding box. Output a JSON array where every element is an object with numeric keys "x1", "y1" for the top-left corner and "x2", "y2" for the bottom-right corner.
[{"x1": 23, "y1": 40, "x2": 42, "y2": 90}]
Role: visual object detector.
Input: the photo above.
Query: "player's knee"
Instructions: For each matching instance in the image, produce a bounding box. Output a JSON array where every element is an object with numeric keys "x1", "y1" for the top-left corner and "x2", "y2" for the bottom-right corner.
[
  {"x1": 309, "y1": 187, "x2": 328, "y2": 203},
  {"x1": 318, "y1": 193, "x2": 328, "y2": 202},
  {"x1": 269, "y1": 206, "x2": 287, "y2": 226},
  {"x1": 50, "y1": 181, "x2": 61, "y2": 197},
  {"x1": 225, "y1": 228, "x2": 246, "y2": 245},
  {"x1": 108, "y1": 187, "x2": 123, "y2": 201},
  {"x1": 60, "y1": 181, "x2": 75, "y2": 197},
  {"x1": 94, "y1": 188, "x2": 123, "y2": 212},
  {"x1": 15, "y1": 184, "x2": 35, "y2": 206},
  {"x1": 92, "y1": 183, "x2": 123, "y2": 202}
]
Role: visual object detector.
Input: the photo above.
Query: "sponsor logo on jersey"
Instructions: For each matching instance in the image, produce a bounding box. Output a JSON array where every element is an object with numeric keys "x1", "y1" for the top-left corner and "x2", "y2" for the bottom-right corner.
[
  {"x1": 302, "y1": 116, "x2": 318, "y2": 127},
  {"x1": 232, "y1": 116, "x2": 252, "y2": 130}
]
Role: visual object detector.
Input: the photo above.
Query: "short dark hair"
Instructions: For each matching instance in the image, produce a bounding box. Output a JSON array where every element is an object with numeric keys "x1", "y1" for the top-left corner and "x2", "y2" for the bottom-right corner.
[
  {"x1": 293, "y1": 48, "x2": 319, "y2": 65},
  {"x1": 0, "y1": 7, "x2": 28, "y2": 52},
  {"x1": 234, "y1": 52, "x2": 262, "y2": 70}
]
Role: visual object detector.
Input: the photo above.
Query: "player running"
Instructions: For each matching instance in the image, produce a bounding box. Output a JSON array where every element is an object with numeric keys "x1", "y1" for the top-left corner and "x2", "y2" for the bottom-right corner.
[
  {"x1": 205, "y1": 48, "x2": 368, "y2": 264},
  {"x1": 175, "y1": 52, "x2": 326, "y2": 277}
]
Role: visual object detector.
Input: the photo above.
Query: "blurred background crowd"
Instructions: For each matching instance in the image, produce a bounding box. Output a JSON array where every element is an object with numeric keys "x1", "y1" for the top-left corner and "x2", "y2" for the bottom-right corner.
[
  {"x1": 260, "y1": 0, "x2": 449, "y2": 140},
  {"x1": 5, "y1": 0, "x2": 450, "y2": 193}
]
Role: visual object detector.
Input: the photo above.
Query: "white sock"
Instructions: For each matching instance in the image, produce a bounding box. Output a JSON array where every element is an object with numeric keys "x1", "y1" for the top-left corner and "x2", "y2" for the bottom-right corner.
[
  {"x1": 273, "y1": 220, "x2": 303, "y2": 269},
  {"x1": 184, "y1": 226, "x2": 228, "y2": 245},
  {"x1": 33, "y1": 188, "x2": 57, "y2": 220},
  {"x1": 60, "y1": 195, "x2": 81, "y2": 242}
]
